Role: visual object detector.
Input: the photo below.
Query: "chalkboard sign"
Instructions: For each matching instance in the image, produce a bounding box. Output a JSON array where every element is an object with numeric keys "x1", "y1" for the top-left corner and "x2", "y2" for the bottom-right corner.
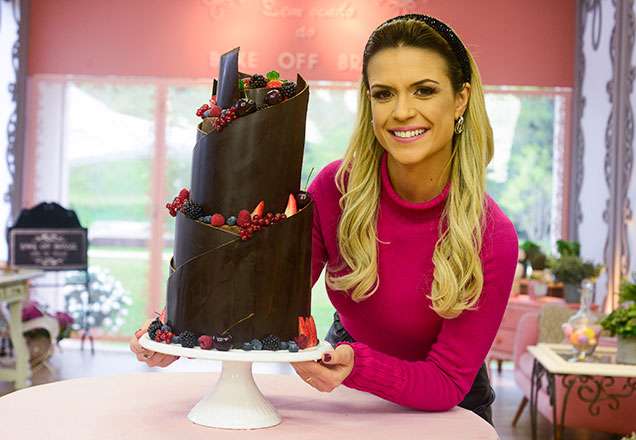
[{"x1": 7, "y1": 202, "x2": 88, "y2": 271}]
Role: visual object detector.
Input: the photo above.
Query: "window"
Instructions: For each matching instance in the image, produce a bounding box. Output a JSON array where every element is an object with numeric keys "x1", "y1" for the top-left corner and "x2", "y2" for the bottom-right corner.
[{"x1": 26, "y1": 76, "x2": 569, "y2": 339}]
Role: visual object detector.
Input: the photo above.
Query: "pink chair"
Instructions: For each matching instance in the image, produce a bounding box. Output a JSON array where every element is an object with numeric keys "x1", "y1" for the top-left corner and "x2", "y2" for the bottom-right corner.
[{"x1": 512, "y1": 306, "x2": 636, "y2": 435}]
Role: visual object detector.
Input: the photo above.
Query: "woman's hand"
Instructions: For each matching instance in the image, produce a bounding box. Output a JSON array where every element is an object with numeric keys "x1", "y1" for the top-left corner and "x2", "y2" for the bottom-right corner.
[
  {"x1": 292, "y1": 344, "x2": 354, "y2": 392},
  {"x1": 129, "y1": 318, "x2": 179, "y2": 368}
]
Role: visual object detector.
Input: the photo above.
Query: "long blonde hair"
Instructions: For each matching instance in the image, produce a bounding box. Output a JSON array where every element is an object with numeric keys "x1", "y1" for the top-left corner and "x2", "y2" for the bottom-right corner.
[{"x1": 326, "y1": 17, "x2": 494, "y2": 319}]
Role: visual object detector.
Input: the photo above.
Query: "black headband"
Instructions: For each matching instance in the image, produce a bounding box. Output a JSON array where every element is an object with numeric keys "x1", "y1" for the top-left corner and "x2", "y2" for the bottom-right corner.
[{"x1": 375, "y1": 14, "x2": 472, "y2": 84}]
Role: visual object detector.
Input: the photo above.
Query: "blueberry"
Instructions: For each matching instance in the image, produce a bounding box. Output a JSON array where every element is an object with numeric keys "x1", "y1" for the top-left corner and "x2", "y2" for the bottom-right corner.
[
  {"x1": 172, "y1": 335, "x2": 181, "y2": 345},
  {"x1": 250, "y1": 338, "x2": 263, "y2": 350},
  {"x1": 279, "y1": 341, "x2": 289, "y2": 350},
  {"x1": 242, "y1": 342, "x2": 253, "y2": 351},
  {"x1": 288, "y1": 341, "x2": 299, "y2": 352},
  {"x1": 161, "y1": 324, "x2": 172, "y2": 332},
  {"x1": 227, "y1": 216, "x2": 237, "y2": 226}
]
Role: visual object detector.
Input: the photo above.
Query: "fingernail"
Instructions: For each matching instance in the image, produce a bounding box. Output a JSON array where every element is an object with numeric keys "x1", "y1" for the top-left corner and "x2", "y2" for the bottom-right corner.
[{"x1": 323, "y1": 353, "x2": 332, "y2": 362}]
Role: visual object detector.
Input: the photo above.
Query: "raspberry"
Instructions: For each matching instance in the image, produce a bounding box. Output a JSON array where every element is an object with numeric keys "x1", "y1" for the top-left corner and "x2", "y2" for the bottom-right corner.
[
  {"x1": 210, "y1": 213, "x2": 225, "y2": 227},
  {"x1": 237, "y1": 210, "x2": 251, "y2": 227},
  {"x1": 198, "y1": 335, "x2": 214, "y2": 350}
]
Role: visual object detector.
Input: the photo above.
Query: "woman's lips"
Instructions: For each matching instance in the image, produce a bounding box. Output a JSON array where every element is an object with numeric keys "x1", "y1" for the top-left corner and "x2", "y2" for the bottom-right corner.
[{"x1": 388, "y1": 127, "x2": 429, "y2": 143}]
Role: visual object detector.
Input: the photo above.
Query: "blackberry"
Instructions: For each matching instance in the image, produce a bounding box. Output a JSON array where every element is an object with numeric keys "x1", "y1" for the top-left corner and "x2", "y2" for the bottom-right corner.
[
  {"x1": 281, "y1": 81, "x2": 297, "y2": 99},
  {"x1": 179, "y1": 331, "x2": 198, "y2": 348},
  {"x1": 148, "y1": 318, "x2": 163, "y2": 340},
  {"x1": 261, "y1": 334, "x2": 281, "y2": 351},
  {"x1": 180, "y1": 199, "x2": 203, "y2": 219},
  {"x1": 249, "y1": 74, "x2": 267, "y2": 89}
]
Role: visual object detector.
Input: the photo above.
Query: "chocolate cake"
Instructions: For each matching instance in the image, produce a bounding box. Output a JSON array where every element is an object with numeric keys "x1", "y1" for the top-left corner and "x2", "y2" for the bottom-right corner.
[{"x1": 163, "y1": 48, "x2": 317, "y2": 350}]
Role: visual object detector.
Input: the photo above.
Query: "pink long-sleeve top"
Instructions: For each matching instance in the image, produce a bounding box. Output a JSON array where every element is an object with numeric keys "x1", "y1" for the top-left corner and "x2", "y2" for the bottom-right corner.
[{"x1": 307, "y1": 153, "x2": 518, "y2": 411}]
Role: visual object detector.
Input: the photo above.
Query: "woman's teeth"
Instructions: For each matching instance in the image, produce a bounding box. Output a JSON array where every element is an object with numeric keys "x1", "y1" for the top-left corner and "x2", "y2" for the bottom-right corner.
[{"x1": 392, "y1": 129, "x2": 427, "y2": 138}]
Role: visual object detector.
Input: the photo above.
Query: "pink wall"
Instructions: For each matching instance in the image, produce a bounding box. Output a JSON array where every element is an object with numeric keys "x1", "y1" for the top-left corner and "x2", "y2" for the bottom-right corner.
[{"x1": 28, "y1": 0, "x2": 575, "y2": 86}]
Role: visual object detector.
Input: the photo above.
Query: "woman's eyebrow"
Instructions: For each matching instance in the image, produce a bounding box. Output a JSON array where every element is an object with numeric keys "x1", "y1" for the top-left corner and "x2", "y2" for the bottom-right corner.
[{"x1": 370, "y1": 79, "x2": 440, "y2": 89}]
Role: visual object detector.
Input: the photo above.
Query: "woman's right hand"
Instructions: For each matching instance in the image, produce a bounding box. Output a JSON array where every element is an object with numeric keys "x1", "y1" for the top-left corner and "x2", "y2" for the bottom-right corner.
[{"x1": 129, "y1": 318, "x2": 179, "y2": 368}]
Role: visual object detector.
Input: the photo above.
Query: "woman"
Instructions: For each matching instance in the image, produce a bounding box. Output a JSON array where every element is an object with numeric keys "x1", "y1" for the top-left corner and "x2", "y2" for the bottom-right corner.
[{"x1": 130, "y1": 14, "x2": 518, "y2": 425}]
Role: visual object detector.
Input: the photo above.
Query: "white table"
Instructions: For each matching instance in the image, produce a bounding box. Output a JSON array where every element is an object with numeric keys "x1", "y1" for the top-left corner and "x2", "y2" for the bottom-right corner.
[
  {"x1": 0, "y1": 270, "x2": 44, "y2": 389},
  {"x1": 0, "y1": 372, "x2": 500, "y2": 439}
]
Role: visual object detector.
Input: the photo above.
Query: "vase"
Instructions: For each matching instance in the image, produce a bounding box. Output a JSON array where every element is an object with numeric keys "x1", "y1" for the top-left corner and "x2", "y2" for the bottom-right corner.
[
  {"x1": 617, "y1": 336, "x2": 636, "y2": 365},
  {"x1": 564, "y1": 283, "x2": 580, "y2": 303},
  {"x1": 562, "y1": 280, "x2": 601, "y2": 361}
]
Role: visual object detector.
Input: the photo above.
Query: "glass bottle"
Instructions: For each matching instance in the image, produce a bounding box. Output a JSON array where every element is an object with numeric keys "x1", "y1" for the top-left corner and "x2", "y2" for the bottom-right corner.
[{"x1": 561, "y1": 279, "x2": 601, "y2": 361}]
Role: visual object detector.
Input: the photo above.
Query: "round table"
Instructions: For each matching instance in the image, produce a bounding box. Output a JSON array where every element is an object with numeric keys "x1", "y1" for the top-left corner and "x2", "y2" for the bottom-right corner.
[{"x1": 0, "y1": 372, "x2": 500, "y2": 439}]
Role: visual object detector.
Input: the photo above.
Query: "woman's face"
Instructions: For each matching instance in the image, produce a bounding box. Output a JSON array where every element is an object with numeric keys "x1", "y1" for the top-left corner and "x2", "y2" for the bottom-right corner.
[{"x1": 367, "y1": 46, "x2": 469, "y2": 169}]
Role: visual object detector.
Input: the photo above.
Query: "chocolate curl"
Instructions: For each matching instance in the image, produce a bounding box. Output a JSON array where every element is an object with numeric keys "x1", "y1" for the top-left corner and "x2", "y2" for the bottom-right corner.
[{"x1": 216, "y1": 47, "x2": 240, "y2": 109}]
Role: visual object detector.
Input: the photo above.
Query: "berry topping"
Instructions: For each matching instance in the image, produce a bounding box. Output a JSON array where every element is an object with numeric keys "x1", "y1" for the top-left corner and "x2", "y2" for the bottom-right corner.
[
  {"x1": 249, "y1": 74, "x2": 267, "y2": 89},
  {"x1": 284, "y1": 194, "x2": 298, "y2": 217},
  {"x1": 242, "y1": 342, "x2": 253, "y2": 351},
  {"x1": 251, "y1": 201, "x2": 265, "y2": 218},
  {"x1": 226, "y1": 215, "x2": 237, "y2": 226},
  {"x1": 261, "y1": 334, "x2": 281, "y2": 351},
  {"x1": 178, "y1": 331, "x2": 198, "y2": 348},
  {"x1": 178, "y1": 188, "x2": 190, "y2": 200},
  {"x1": 237, "y1": 210, "x2": 251, "y2": 227},
  {"x1": 250, "y1": 338, "x2": 263, "y2": 350},
  {"x1": 148, "y1": 318, "x2": 163, "y2": 341},
  {"x1": 213, "y1": 333, "x2": 233, "y2": 351},
  {"x1": 297, "y1": 191, "x2": 310, "y2": 208},
  {"x1": 265, "y1": 89, "x2": 283, "y2": 106},
  {"x1": 180, "y1": 200, "x2": 204, "y2": 220},
  {"x1": 234, "y1": 98, "x2": 256, "y2": 116},
  {"x1": 210, "y1": 213, "x2": 225, "y2": 227},
  {"x1": 208, "y1": 104, "x2": 221, "y2": 117},
  {"x1": 281, "y1": 81, "x2": 297, "y2": 99},
  {"x1": 198, "y1": 335, "x2": 214, "y2": 350},
  {"x1": 288, "y1": 341, "x2": 299, "y2": 352},
  {"x1": 266, "y1": 80, "x2": 283, "y2": 89}
]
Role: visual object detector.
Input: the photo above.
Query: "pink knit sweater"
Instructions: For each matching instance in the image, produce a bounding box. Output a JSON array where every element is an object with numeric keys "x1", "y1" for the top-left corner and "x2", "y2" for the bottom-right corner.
[{"x1": 307, "y1": 153, "x2": 518, "y2": 411}]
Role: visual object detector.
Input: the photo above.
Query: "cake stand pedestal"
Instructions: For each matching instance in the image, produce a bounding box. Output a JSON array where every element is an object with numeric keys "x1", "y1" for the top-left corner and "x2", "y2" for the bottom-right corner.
[{"x1": 139, "y1": 333, "x2": 331, "y2": 430}]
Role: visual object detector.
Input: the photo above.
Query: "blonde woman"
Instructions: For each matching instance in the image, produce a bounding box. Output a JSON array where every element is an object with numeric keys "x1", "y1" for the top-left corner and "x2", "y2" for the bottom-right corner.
[
  {"x1": 292, "y1": 14, "x2": 518, "y2": 425},
  {"x1": 130, "y1": 14, "x2": 518, "y2": 425}
]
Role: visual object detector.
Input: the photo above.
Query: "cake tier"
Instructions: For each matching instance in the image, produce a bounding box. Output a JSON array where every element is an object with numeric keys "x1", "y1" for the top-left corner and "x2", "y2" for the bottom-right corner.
[
  {"x1": 166, "y1": 201, "x2": 313, "y2": 344},
  {"x1": 190, "y1": 75, "x2": 309, "y2": 216}
]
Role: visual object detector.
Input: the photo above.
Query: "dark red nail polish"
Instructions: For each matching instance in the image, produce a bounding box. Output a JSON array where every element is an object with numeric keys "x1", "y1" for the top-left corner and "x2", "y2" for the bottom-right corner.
[{"x1": 324, "y1": 353, "x2": 332, "y2": 362}]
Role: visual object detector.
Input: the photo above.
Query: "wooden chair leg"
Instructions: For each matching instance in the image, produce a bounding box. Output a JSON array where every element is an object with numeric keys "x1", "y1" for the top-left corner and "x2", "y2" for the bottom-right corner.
[{"x1": 512, "y1": 396, "x2": 528, "y2": 427}]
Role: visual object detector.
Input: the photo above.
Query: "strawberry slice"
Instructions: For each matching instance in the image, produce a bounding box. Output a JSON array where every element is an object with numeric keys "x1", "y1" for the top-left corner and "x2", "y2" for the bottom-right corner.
[
  {"x1": 251, "y1": 201, "x2": 265, "y2": 218},
  {"x1": 298, "y1": 316, "x2": 308, "y2": 338},
  {"x1": 306, "y1": 316, "x2": 318, "y2": 347},
  {"x1": 284, "y1": 194, "x2": 297, "y2": 217}
]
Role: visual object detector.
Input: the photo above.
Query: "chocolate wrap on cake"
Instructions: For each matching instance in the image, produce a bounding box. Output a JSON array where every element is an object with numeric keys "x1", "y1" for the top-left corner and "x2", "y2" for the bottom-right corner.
[{"x1": 166, "y1": 68, "x2": 313, "y2": 346}]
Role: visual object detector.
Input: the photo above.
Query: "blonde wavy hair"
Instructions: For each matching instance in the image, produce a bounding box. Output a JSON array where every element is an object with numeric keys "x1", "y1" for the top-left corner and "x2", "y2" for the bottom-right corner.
[{"x1": 326, "y1": 17, "x2": 494, "y2": 319}]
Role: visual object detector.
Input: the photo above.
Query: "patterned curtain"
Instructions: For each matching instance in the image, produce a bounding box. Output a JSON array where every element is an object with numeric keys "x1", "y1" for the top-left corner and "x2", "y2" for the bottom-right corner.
[{"x1": 0, "y1": 0, "x2": 28, "y2": 260}]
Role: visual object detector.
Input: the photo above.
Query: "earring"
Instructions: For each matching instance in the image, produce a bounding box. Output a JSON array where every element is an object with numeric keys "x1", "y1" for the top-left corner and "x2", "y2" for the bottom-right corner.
[{"x1": 454, "y1": 115, "x2": 464, "y2": 134}]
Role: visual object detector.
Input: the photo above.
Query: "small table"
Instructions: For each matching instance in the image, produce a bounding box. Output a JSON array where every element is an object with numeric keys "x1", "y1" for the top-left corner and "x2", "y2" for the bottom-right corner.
[
  {"x1": 0, "y1": 269, "x2": 44, "y2": 390},
  {"x1": 0, "y1": 372, "x2": 500, "y2": 439},
  {"x1": 528, "y1": 343, "x2": 636, "y2": 440}
]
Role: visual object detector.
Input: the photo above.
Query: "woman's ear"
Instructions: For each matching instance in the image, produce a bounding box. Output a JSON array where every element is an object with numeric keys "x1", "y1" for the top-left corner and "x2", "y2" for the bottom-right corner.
[{"x1": 455, "y1": 83, "x2": 471, "y2": 119}]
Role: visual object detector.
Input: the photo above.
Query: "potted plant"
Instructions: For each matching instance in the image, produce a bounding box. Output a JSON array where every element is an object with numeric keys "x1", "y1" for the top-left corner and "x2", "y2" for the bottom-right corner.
[
  {"x1": 520, "y1": 241, "x2": 550, "y2": 296},
  {"x1": 548, "y1": 240, "x2": 603, "y2": 303},
  {"x1": 600, "y1": 276, "x2": 636, "y2": 364}
]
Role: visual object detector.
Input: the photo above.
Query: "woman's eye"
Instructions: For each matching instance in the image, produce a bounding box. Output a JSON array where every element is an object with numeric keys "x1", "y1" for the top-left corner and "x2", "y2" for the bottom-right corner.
[
  {"x1": 372, "y1": 90, "x2": 392, "y2": 101},
  {"x1": 415, "y1": 87, "x2": 435, "y2": 97}
]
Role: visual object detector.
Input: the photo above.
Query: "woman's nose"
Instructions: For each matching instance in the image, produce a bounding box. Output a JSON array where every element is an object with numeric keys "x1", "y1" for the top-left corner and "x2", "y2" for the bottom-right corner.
[{"x1": 391, "y1": 95, "x2": 416, "y2": 121}]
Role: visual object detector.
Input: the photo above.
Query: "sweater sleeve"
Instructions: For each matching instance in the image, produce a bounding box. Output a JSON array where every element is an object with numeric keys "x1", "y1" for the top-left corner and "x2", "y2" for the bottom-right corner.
[{"x1": 340, "y1": 217, "x2": 518, "y2": 411}]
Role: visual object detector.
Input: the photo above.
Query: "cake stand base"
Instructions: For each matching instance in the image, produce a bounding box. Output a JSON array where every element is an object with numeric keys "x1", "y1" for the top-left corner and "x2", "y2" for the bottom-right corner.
[
  {"x1": 139, "y1": 334, "x2": 331, "y2": 430},
  {"x1": 188, "y1": 360, "x2": 280, "y2": 429}
]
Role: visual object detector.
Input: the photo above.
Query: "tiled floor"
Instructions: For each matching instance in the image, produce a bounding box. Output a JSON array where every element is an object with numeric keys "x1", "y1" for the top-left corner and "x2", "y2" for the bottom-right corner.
[{"x1": 0, "y1": 341, "x2": 626, "y2": 440}]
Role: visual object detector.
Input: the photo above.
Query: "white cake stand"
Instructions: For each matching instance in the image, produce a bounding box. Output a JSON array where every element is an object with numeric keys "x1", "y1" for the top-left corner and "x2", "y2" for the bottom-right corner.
[{"x1": 139, "y1": 333, "x2": 331, "y2": 430}]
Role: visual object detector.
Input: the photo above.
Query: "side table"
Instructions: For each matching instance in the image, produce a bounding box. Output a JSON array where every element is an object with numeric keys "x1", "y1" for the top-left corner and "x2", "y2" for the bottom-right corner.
[
  {"x1": 528, "y1": 343, "x2": 636, "y2": 440},
  {"x1": 0, "y1": 269, "x2": 44, "y2": 389}
]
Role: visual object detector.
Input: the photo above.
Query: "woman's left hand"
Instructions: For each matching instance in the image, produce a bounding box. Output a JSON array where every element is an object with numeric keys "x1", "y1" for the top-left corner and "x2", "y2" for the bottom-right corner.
[{"x1": 292, "y1": 344, "x2": 355, "y2": 392}]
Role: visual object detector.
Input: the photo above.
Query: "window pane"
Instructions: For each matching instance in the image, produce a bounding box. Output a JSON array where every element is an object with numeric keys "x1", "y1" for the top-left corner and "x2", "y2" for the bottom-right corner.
[{"x1": 65, "y1": 81, "x2": 155, "y2": 337}]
